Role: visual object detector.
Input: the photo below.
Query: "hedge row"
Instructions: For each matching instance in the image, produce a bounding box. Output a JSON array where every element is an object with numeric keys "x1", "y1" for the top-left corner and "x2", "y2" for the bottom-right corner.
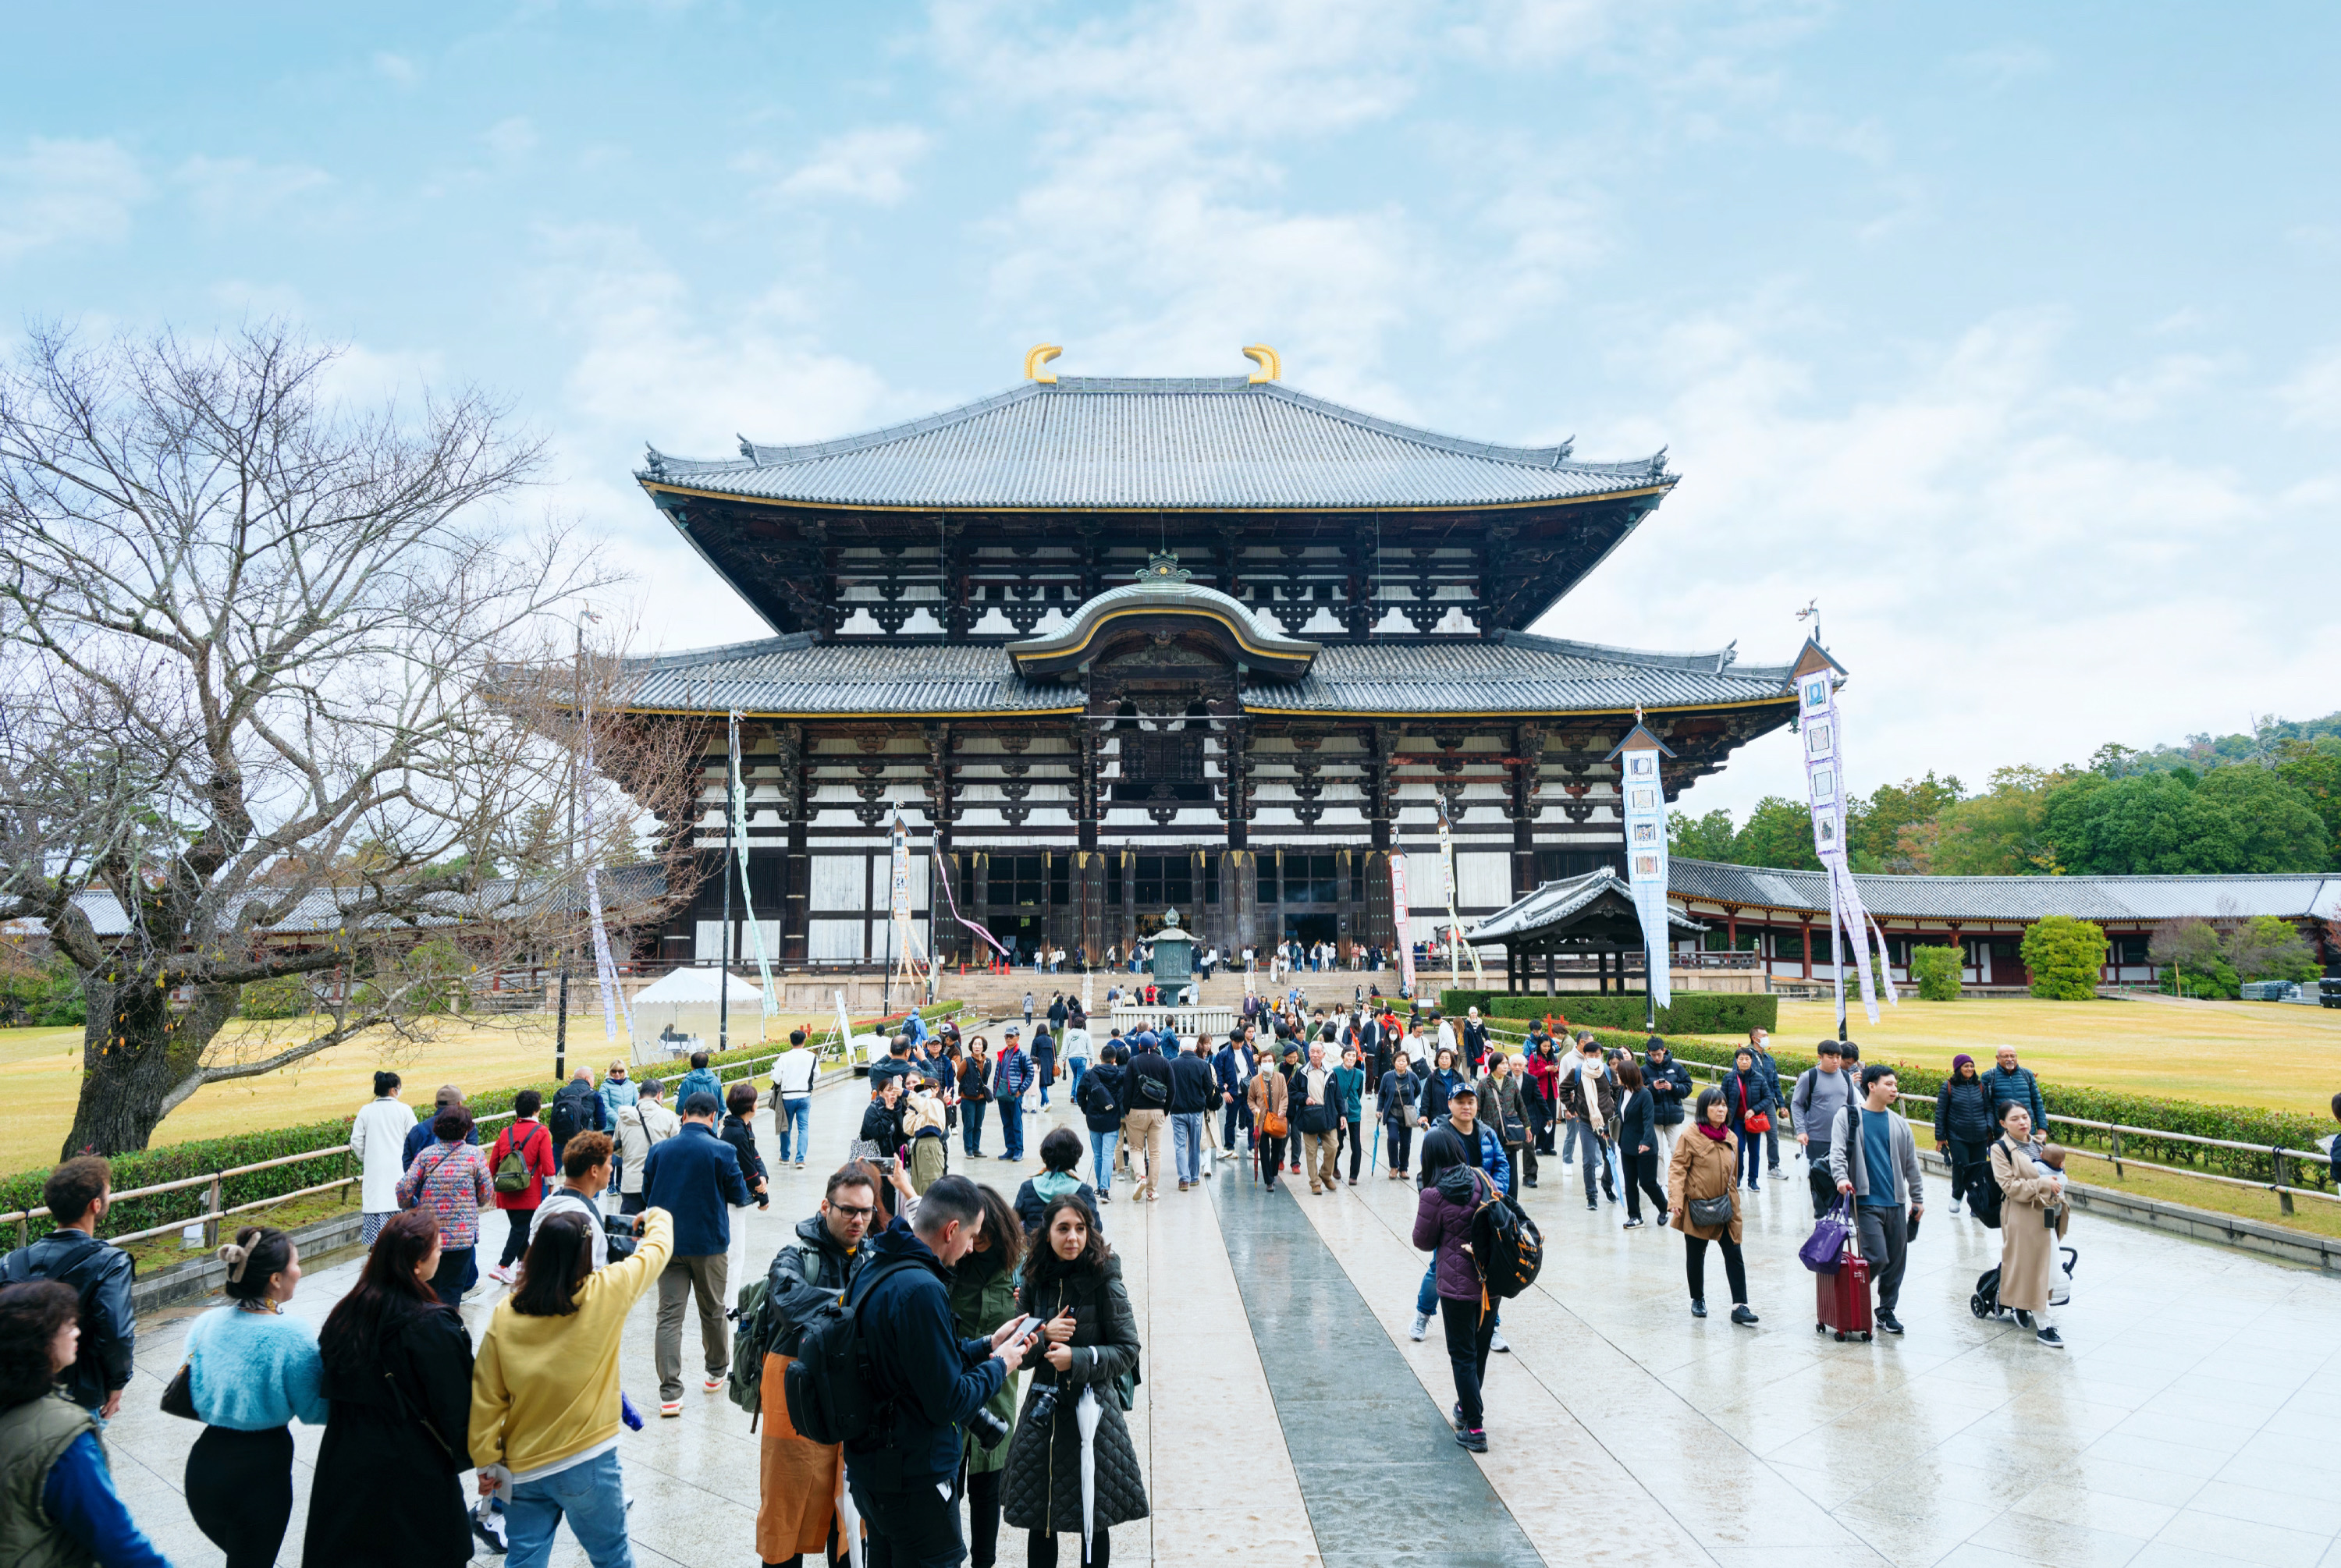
[
  {"x1": 1437, "y1": 990, "x2": 1780, "y2": 1036},
  {"x1": 0, "y1": 1001, "x2": 959, "y2": 1247}
]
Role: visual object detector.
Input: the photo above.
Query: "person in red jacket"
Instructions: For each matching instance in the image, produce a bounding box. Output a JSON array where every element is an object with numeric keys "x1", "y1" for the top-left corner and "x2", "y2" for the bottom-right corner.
[{"x1": 485, "y1": 1088, "x2": 560, "y2": 1286}]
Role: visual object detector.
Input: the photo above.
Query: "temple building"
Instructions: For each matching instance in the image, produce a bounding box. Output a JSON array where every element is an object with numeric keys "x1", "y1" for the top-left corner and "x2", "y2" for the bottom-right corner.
[{"x1": 616, "y1": 349, "x2": 1799, "y2": 970}]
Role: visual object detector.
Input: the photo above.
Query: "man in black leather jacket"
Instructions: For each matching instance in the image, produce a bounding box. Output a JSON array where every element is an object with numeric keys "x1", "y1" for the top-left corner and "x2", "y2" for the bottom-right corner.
[{"x1": 0, "y1": 1156, "x2": 133, "y2": 1414}]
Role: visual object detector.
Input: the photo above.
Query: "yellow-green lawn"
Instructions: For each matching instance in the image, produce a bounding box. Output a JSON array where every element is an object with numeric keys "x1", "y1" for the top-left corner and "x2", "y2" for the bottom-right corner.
[
  {"x1": 0, "y1": 1013, "x2": 832, "y2": 1174},
  {"x1": 1682, "y1": 993, "x2": 2341, "y2": 1119}
]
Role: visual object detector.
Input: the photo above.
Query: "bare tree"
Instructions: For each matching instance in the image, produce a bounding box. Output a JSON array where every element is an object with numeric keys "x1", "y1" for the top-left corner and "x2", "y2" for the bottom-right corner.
[{"x1": 0, "y1": 323, "x2": 698, "y2": 1155}]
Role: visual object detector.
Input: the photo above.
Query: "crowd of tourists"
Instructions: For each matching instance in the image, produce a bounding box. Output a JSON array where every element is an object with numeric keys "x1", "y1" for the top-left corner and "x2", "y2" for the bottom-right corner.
[{"x1": 0, "y1": 987, "x2": 2105, "y2": 1566}]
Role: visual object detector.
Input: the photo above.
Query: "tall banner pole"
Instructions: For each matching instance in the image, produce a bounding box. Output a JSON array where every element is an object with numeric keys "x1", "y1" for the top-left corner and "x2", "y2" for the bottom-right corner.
[
  {"x1": 1433, "y1": 795, "x2": 1486, "y2": 991},
  {"x1": 1607, "y1": 709, "x2": 1675, "y2": 1031},
  {"x1": 1792, "y1": 639, "x2": 1895, "y2": 1033},
  {"x1": 579, "y1": 651, "x2": 634, "y2": 1048}
]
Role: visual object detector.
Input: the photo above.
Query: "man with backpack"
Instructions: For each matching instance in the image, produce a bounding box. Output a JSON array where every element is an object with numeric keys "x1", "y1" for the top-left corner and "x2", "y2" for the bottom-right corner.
[
  {"x1": 1078, "y1": 1044, "x2": 1129, "y2": 1202},
  {"x1": 1405, "y1": 1087, "x2": 1512, "y2": 1349},
  {"x1": 1122, "y1": 1031, "x2": 1174, "y2": 1201},
  {"x1": 641, "y1": 1091, "x2": 751, "y2": 1416},
  {"x1": 615, "y1": 1077, "x2": 678, "y2": 1215},
  {"x1": 549, "y1": 1066, "x2": 606, "y2": 1156},
  {"x1": 993, "y1": 1027, "x2": 1035, "y2": 1163},
  {"x1": 0, "y1": 1156, "x2": 133, "y2": 1416},
  {"x1": 753, "y1": 1164, "x2": 877, "y2": 1567},
  {"x1": 1169, "y1": 1034, "x2": 1222, "y2": 1192},
  {"x1": 1792, "y1": 1041, "x2": 1859, "y2": 1220},
  {"x1": 1984, "y1": 1045, "x2": 2048, "y2": 1130},
  {"x1": 818, "y1": 1176, "x2": 1032, "y2": 1568},
  {"x1": 485, "y1": 1087, "x2": 560, "y2": 1286},
  {"x1": 769, "y1": 1027, "x2": 821, "y2": 1171},
  {"x1": 1412, "y1": 1118, "x2": 1537, "y2": 1454}
]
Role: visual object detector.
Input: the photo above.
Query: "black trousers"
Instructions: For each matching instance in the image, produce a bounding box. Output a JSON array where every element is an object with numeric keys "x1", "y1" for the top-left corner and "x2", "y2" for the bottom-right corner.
[
  {"x1": 848, "y1": 1470, "x2": 965, "y2": 1568},
  {"x1": 1030, "y1": 1527, "x2": 1110, "y2": 1567},
  {"x1": 1807, "y1": 1158, "x2": 1839, "y2": 1220},
  {"x1": 1259, "y1": 1134, "x2": 1287, "y2": 1188},
  {"x1": 1438, "y1": 1297, "x2": 1497, "y2": 1430},
  {"x1": 1622, "y1": 1150, "x2": 1667, "y2": 1221},
  {"x1": 1684, "y1": 1234, "x2": 1749, "y2": 1306},
  {"x1": 428, "y1": 1244, "x2": 476, "y2": 1307},
  {"x1": 966, "y1": 1467, "x2": 1002, "y2": 1568},
  {"x1": 187, "y1": 1424, "x2": 293, "y2": 1568},
  {"x1": 621, "y1": 1190, "x2": 648, "y2": 1216},
  {"x1": 1345, "y1": 1124, "x2": 1364, "y2": 1182},
  {"x1": 1222, "y1": 1099, "x2": 1243, "y2": 1150},
  {"x1": 1384, "y1": 1119, "x2": 1413, "y2": 1173},
  {"x1": 499, "y1": 1207, "x2": 534, "y2": 1268},
  {"x1": 1946, "y1": 1139, "x2": 1992, "y2": 1207}
]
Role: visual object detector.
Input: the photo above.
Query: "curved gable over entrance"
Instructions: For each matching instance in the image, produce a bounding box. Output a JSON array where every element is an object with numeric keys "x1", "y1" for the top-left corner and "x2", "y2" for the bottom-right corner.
[{"x1": 1004, "y1": 554, "x2": 1320, "y2": 682}]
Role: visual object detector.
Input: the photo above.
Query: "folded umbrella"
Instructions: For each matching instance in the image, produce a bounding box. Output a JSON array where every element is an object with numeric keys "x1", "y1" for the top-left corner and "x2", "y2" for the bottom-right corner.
[
  {"x1": 1076, "y1": 1385, "x2": 1102, "y2": 1563},
  {"x1": 838, "y1": 1461, "x2": 865, "y2": 1568}
]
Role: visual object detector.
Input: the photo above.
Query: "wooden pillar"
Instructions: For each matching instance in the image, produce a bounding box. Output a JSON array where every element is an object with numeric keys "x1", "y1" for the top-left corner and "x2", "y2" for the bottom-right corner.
[
  {"x1": 1800, "y1": 920, "x2": 1812, "y2": 981},
  {"x1": 1544, "y1": 951, "x2": 1555, "y2": 997}
]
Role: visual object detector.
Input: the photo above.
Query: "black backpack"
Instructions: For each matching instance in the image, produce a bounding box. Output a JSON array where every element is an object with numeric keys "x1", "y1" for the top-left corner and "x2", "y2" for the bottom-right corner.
[
  {"x1": 1971, "y1": 1141, "x2": 2009, "y2": 1229},
  {"x1": 782, "y1": 1256, "x2": 919, "y2": 1447},
  {"x1": 1079, "y1": 1070, "x2": 1118, "y2": 1119},
  {"x1": 549, "y1": 1082, "x2": 595, "y2": 1152},
  {"x1": 1465, "y1": 1169, "x2": 1543, "y2": 1300}
]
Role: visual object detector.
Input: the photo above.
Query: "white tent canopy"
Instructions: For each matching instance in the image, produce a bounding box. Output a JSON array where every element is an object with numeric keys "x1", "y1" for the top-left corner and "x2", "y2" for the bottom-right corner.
[{"x1": 631, "y1": 967, "x2": 765, "y2": 1006}]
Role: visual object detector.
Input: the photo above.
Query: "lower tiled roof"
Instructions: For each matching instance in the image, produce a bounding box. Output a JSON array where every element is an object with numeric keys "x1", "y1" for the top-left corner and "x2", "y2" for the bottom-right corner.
[{"x1": 1669, "y1": 859, "x2": 2341, "y2": 924}]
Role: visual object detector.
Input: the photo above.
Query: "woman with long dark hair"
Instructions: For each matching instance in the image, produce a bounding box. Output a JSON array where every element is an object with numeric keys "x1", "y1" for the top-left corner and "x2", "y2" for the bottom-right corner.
[
  {"x1": 1001, "y1": 1197, "x2": 1147, "y2": 1567},
  {"x1": 183, "y1": 1224, "x2": 328, "y2": 1568},
  {"x1": 950, "y1": 1185, "x2": 1025, "y2": 1568},
  {"x1": 471, "y1": 1205, "x2": 676, "y2": 1566},
  {"x1": 306, "y1": 1207, "x2": 477, "y2": 1565}
]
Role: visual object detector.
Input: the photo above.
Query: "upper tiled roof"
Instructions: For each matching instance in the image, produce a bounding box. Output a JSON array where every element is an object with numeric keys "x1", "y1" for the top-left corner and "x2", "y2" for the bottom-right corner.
[
  {"x1": 1669, "y1": 859, "x2": 2341, "y2": 923},
  {"x1": 620, "y1": 630, "x2": 1792, "y2": 717},
  {"x1": 637, "y1": 378, "x2": 1674, "y2": 511}
]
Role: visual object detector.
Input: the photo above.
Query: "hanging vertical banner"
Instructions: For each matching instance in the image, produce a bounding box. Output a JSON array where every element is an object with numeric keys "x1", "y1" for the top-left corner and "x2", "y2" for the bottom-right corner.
[
  {"x1": 932, "y1": 852, "x2": 1010, "y2": 960},
  {"x1": 1605, "y1": 712, "x2": 1676, "y2": 1012},
  {"x1": 579, "y1": 672, "x2": 634, "y2": 1045},
  {"x1": 1792, "y1": 640, "x2": 1896, "y2": 1027},
  {"x1": 886, "y1": 816, "x2": 929, "y2": 992},
  {"x1": 1390, "y1": 850, "x2": 1416, "y2": 999},
  {"x1": 1433, "y1": 794, "x2": 1486, "y2": 987},
  {"x1": 727, "y1": 712, "x2": 780, "y2": 1020}
]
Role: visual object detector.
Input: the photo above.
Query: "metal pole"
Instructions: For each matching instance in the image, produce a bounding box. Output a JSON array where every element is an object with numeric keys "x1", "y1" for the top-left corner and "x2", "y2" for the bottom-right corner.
[
  {"x1": 556, "y1": 621, "x2": 578, "y2": 1083},
  {"x1": 719, "y1": 720, "x2": 734, "y2": 1055}
]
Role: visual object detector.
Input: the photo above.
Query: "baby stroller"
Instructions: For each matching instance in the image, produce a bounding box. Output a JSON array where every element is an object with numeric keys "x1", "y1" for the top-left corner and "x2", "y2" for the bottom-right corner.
[{"x1": 1970, "y1": 1247, "x2": 2076, "y2": 1321}]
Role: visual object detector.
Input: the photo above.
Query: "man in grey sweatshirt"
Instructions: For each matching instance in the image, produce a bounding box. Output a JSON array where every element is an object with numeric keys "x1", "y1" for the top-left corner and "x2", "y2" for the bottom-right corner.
[
  {"x1": 1792, "y1": 1041, "x2": 1858, "y2": 1219},
  {"x1": 1829, "y1": 1064, "x2": 1927, "y2": 1336}
]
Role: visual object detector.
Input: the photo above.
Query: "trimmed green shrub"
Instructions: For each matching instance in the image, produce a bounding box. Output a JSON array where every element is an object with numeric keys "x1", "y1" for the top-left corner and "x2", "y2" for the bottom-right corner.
[
  {"x1": 2023, "y1": 916, "x2": 2108, "y2": 1001},
  {"x1": 1441, "y1": 991, "x2": 1778, "y2": 1036},
  {"x1": 1909, "y1": 945, "x2": 1962, "y2": 1001}
]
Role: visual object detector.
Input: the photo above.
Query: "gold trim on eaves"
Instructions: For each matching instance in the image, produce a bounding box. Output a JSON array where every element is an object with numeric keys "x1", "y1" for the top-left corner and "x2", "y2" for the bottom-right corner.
[{"x1": 635, "y1": 480, "x2": 1676, "y2": 516}]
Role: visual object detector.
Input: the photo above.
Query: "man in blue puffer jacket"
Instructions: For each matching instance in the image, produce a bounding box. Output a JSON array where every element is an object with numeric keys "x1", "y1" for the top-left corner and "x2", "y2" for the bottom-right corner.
[{"x1": 993, "y1": 1027, "x2": 1035, "y2": 1162}]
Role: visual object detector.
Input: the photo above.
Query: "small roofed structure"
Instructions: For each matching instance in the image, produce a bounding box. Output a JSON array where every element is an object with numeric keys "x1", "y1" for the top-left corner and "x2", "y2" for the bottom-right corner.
[{"x1": 1471, "y1": 867, "x2": 1704, "y2": 995}]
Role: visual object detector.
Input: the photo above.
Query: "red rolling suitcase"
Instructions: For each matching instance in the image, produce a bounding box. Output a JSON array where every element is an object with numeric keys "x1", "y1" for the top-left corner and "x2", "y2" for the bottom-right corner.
[{"x1": 1816, "y1": 1226, "x2": 1874, "y2": 1343}]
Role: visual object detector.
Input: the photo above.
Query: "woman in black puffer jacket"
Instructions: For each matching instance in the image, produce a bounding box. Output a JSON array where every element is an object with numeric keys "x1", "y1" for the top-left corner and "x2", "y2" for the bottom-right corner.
[
  {"x1": 1933, "y1": 1054, "x2": 1999, "y2": 1216},
  {"x1": 1000, "y1": 1194, "x2": 1148, "y2": 1566}
]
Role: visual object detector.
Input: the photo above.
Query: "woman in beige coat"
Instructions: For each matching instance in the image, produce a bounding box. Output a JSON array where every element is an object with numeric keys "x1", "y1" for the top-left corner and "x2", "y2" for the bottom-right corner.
[
  {"x1": 1988, "y1": 1102, "x2": 2069, "y2": 1348},
  {"x1": 1248, "y1": 1061, "x2": 1291, "y2": 1192},
  {"x1": 1667, "y1": 1088, "x2": 1758, "y2": 1325}
]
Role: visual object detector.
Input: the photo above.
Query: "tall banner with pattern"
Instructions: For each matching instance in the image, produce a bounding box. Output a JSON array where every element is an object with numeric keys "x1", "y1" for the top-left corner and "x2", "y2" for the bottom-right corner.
[
  {"x1": 1435, "y1": 795, "x2": 1486, "y2": 988},
  {"x1": 726, "y1": 712, "x2": 780, "y2": 1020},
  {"x1": 886, "y1": 815, "x2": 929, "y2": 993},
  {"x1": 1793, "y1": 641, "x2": 1896, "y2": 1027},
  {"x1": 1390, "y1": 851, "x2": 1416, "y2": 999},
  {"x1": 1607, "y1": 715, "x2": 1674, "y2": 1012},
  {"x1": 580, "y1": 675, "x2": 634, "y2": 1044}
]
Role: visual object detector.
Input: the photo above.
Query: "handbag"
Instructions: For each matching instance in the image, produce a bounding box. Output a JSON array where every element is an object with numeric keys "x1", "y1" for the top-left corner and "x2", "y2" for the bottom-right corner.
[
  {"x1": 1744, "y1": 1110, "x2": 1772, "y2": 1135},
  {"x1": 1688, "y1": 1192, "x2": 1735, "y2": 1229},
  {"x1": 1261, "y1": 1107, "x2": 1288, "y2": 1139},
  {"x1": 1799, "y1": 1197, "x2": 1853, "y2": 1274},
  {"x1": 160, "y1": 1361, "x2": 199, "y2": 1421}
]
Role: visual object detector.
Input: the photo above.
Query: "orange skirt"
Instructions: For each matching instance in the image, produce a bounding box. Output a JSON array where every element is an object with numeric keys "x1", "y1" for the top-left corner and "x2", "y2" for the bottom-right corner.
[{"x1": 757, "y1": 1353, "x2": 844, "y2": 1561}]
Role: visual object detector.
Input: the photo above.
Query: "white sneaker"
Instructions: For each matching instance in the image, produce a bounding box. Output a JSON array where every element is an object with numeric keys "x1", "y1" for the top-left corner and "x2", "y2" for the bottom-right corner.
[
  {"x1": 1409, "y1": 1312, "x2": 1431, "y2": 1342},
  {"x1": 485, "y1": 1265, "x2": 513, "y2": 1286},
  {"x1": 702, "y1": 1374, "x2": 725, "y2": 1394},
  {"x1": 1490, "y1": 1330, "x2": 1512, "y2": 1354}
]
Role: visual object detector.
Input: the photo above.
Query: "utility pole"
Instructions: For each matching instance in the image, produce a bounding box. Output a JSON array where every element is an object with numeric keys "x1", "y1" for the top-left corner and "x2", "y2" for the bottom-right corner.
[{"x1": 556, "y1": 619, "x2": 580, "y2": 1083}]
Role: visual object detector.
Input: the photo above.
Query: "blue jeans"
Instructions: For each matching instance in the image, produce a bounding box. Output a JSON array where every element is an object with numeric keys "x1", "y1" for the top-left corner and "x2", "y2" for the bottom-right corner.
[
  {"x1": 962, "y1": 1100, "x2": 986, "y2": 1155},
  {"x1": 1173, "y1": 1112, "x2": 1204, "y2": 1183},
  {"x1": 1000, "y1": 1101, "x2": 1025, "y2": 1161},
  {"x1": 776, "y1": 1098, "x2": 810, "y2": 1164},
  {"x1": 506, "y1": 1446, "x2": 632, "y2": 1568},
  {"x1": 1069, "y1": 1058, "x2": 1089, "y2": 1092},
  {"x1": 1737, "y1": 1128, "x2": 1764, "y2": 1189},
  {"x1": 1091, "y1": 1130, "x2": 1119, "y2": 1197}
]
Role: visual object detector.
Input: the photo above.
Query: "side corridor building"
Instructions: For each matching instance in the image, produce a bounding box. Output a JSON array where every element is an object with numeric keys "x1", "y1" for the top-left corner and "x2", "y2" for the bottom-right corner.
[{"x1": 616, "y1": 353, "x2": 1799, "y2": 970}]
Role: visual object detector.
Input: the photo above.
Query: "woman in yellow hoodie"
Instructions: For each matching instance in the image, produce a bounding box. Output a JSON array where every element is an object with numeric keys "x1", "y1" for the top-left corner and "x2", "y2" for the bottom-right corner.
[{"x1": 470, "y1": 1205, "x2": 673, "y2": 1567}]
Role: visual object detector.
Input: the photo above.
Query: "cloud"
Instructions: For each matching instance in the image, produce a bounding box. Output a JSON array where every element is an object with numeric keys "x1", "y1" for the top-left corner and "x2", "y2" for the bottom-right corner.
[
  {"x1": 0, "y1": 137, "x2": 147, "y2": 262},
  {"x1": 1952, "y1": 42, "x2": 2051, "y2": 92},
  {"x1": 374, "y1": 51, "x2": 420, "y2": 86},
  {"x1": 175, "y1": 155, "x2": 332, "y2": 227},
  {"x1": 773, "y1": 126, "x2": 934, "y2": 205},
  {"x1": 2277, "y1": 346, "x2": 2341, "y2": 430},
  {"x1": 483, "y1": 116, "x2": 540, "y2": 162}
]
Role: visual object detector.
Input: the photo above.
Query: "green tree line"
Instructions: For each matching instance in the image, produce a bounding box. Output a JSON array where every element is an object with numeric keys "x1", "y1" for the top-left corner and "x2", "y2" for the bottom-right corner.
[{"x1": 1670, "y1": 713, "x2": 2339, "y2": 876}]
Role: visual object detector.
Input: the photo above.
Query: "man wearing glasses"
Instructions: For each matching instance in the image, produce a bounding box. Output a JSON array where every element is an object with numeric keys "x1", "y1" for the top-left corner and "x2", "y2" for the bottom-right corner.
[{"x1": 756, "y1": 1163, "x2": 879, "y2": 1566}]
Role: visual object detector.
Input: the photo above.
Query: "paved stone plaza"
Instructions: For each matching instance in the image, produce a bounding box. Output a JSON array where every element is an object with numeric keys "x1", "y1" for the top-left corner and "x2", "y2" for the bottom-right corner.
[{"x1": 110, "y1": 1065, "x2": 2341, "y2": 1568}]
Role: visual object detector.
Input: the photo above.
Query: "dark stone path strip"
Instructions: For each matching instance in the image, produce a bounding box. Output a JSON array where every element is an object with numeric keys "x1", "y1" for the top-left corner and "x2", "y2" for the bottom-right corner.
[{"x1": 1213, "y1": 1178, "x2": 1547, "y2": 1568}]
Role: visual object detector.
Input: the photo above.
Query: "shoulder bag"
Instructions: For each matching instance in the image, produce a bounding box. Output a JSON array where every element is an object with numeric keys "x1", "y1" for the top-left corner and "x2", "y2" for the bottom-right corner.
[{"x1": 160, "y1": 1360, "x2": 199, "y2": 1421}]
